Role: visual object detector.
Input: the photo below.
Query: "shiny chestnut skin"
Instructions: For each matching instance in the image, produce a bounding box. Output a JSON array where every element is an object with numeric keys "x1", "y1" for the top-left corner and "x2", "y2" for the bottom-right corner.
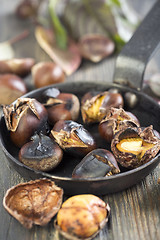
[
  {"x1": 51, "y1": 120, "x2": 96, "y2": 156},
  {"x1": 111, "y1": 125, "x2": 160, "y2": 169},
  {"x1": 3, "y1": 98, "x2": 48, "y2": 148},
  {"x1": 0, "y1": 58, "x2": 35, "y2": 77},
  {"x1": 45, "y1": 92, "x2": 80, "y2": 125},
  {"x1": 99, "y1": 107, "x2": 140, "y2": 143},
  {"x1": 32, "y1": 62, "x2": 65, "y2": 88},
  {"x1": 72, "y1": 149, "x2": 120, "y2": 179},
  {"x1": 19, "y1": 134, "x2": 63, "y2": 171},
  {"x1": 81, "y1": 91, "x2": 124, "y2": 124},
  {"x1": 55, "y1": 194, "x2": 110, "y2": 240},
  {"x1": 0, "y1": 74, "x2": 27, "y2": 104}
]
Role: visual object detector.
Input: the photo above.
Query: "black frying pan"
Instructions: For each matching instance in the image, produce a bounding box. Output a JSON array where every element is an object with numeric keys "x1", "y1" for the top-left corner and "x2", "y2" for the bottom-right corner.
[{"x1": 0, "y1": 1, "x2": 160, "y2": 195}]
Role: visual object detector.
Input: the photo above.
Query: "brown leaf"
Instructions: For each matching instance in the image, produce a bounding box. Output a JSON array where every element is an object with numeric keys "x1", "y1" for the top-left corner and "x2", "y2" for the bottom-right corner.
[{"x1": 35, "y1": 26, "x2": 81, "y2": 75}]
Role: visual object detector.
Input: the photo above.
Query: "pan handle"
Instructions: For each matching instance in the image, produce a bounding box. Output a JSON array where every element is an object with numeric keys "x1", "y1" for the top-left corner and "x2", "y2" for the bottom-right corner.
[{"x1": 113, "y1": 0, "x2": 160, "y2": 90}]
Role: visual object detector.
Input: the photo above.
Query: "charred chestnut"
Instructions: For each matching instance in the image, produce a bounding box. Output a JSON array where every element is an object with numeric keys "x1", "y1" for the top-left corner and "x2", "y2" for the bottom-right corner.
[
  {"x1": 111, "y1": 125, "x2": 160, "y2": 168},
  {"x1": 3, "y1": 98, "x2": 48, "y2": 148},
  {"x1": 32, "y1": 62, "x2": 65, "y2": 88},
  {"x1": 99, "y1": 107, "x2": 140, "y2": 143},
  {"x1": 3, "y1": 179, "x2": 63, "y2": 229},
  {"x1": 51, "y1": 120, "x2": 96, "y2": 156},
  {"x1": 44, "y1": 92, "x2": 80, "y2": 125},
  {"x1": 55, "y1": 194, "x2": 110, "y2": 240},
  {"x1": 0, "y1": 74, "x2": 27, "y2": 104},
  {"x1": 0, "y1": 58, "x2": 35, "y2": 77},
  {"x1": 19, "y1": 134, "x2": 63, "y2": 171},
  {"x1": 81, "y1": 91, "x2": 124, "y2": 124},
  {"x1": 72, "y1": 149, "x2": 120, "y2": 179}
]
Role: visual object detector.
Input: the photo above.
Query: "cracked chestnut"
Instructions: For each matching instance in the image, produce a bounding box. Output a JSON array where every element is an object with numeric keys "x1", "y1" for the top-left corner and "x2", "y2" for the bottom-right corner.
[
  {"x1": 3, "y1": 179, "x2": 63, "y2": 229},
  {"x1": 51, "y1": 120, "x2": 96, "y2": 156},
  {"x1": 81, "y1": 91, "x2": 124, "y2": 124},
  {"x1": 19, "y1": 133, "x2": 63, "y2": 171},
  {"x1": 3, "y1": 98, "x2": 48, "y2": 148},
  {"x1": 44, "y1": 92, "x2": 80, "y2": 125},
  {"x1": 72, "y1": 149, "x2": 120, "y2": 179},
  {"x1": 111, "y1": 125, "x2": 160, "y2": 168},
  {"x1": 99, "y1": 107, "x2": 140, "y2": 143},
  {"x1": 55, "y1": 194, "x2": 110, "y2": 240}
]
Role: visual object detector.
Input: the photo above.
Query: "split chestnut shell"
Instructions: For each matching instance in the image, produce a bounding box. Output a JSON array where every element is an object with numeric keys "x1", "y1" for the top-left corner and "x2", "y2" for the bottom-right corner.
[
  {"x1": 3, "y1": 179, "x2": 63, "y2": 229},
  {"x1": 81, "y1": 91, "x2": 124, "y2": 124},
  {"x1": 111, "y1": 126, "x2": 160, "y2": 168},
  {"x1": 55, "y1": 194, "x2": 110, "y2": 240},
  {"x1": 72, "y1": 149, "x2": 120, "y2": 179}
]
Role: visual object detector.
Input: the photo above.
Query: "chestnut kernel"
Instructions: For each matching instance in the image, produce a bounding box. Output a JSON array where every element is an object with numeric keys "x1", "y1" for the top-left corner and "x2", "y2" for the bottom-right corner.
[
  {"x1": 81, "y1": 91, "x2": 124, "y2": 124},
  {"x1": 3, "y1": 179, "x2": 63, "y2": 229},
  {"x1": 44, "y1": 92, "x2": 80, "y2": 125},
  {"x1": 3, "y1": 98, "x2": 48, "y2": 147},
  {"x1": 111, "y1": 125, "x2": 160, "y2": 168},
  {"x1": 32, "y1": 62, "x2": 65, "y2": 88},
  {"x1": 99, "y1": 107, "x2": 140, "y2": 142},
  {"x1": 19, "y1": 134, "x2": 63, "y2": 171},
  {"x1": 51, "y1": 120, "x2": 96, "y2": 156},
  {"x1": 0, "y1": 74, "x2": 27, "y2": 104},
  {"x1": 55, "y1": 194, "x2": 110, "y2": 240},
  {"x1": 72, "y1": 149, "x2": 120, "y2": 179}
]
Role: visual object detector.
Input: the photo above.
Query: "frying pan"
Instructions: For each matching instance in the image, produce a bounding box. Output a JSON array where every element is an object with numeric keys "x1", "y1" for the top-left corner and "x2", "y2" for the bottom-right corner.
[{"x1": 0, "y1": 1, "x2": 160, "y2": 195}]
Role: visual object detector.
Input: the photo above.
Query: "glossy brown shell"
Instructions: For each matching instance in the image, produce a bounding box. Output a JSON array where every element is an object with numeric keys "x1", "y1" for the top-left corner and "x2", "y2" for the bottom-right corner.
[
  {"x1": 111, "y1": 126, "x2": 160, "y2": 168},
  {"x1": 3, "y1": 179, "x2": 63, "y2": 229}
]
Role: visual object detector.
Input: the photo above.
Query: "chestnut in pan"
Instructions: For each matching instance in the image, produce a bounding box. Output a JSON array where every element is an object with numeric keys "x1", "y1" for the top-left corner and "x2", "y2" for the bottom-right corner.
[{"x1": 51, "y1": 120, "x2": 96, "y2": 156}]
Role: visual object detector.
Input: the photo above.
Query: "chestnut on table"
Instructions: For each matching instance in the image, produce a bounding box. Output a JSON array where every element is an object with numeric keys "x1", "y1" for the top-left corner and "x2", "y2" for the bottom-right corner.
[{"x1": 0, "y1": 1, "x2": 160, "y2": 240}]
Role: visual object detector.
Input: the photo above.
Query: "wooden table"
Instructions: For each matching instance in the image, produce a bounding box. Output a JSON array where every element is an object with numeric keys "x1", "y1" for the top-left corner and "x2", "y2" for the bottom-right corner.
[{"x1": 0, "y1": 1, "x2": 160, "y2": 239}]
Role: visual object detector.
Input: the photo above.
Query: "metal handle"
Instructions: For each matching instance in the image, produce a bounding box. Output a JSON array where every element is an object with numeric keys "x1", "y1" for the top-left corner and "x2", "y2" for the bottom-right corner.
[{"x1": 113, "y1": 0, "x2": 160, "y2": 90}]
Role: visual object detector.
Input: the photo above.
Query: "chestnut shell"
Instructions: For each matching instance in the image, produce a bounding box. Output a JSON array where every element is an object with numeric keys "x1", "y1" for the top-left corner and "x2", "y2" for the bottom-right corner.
[
  {"x1": 111, "y1": 126, "x2": 160, "y2": 169},
  {"x1": 3, "y1": 179, "x2": 63, "y2": 229}
]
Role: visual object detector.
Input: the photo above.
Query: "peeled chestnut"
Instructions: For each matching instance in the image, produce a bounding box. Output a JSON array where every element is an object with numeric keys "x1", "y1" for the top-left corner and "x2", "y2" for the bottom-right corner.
[
  {"x1": 19, "y1": 133, "x2": 63, "y2": 171},
  {"x1": 81, "y1": 91, "x2": 124, "y2": 124},
  {"x1": 0, "y1": 74, "x2": 27, "y2": 104},
  {"x1": 55, "y1": 194, "x2": 110, "y2": 240},
  {"x1": 3, "y1": 98, "x2": 48, "y2": 148},
  {"x1": 72, "y1": 148, "x2": 120, "y2": 179},
  {"x1": 32, "y1": 62, "x2": 65, "y2": 88},
  {"x1": 99, "y1": 107, "x2": 140, "y2": 143},
  {"x1": 0, "y1": 58, "x2": 35, "y2": 77},
  {"x1": 51, "y1": 120, "x2": 96, "y2": 156},
  {"x1": 111, "y1": 125, "x2": 160, "y2": 168},
  {"x1": 44, "y1": 92, "x2": 80, "y2": 125}
]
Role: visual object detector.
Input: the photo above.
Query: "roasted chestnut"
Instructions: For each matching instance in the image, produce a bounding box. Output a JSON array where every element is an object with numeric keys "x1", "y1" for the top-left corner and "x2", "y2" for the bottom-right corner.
[
  {"x1": 111, "y1": 125, "x2": 160, "y2": 168},
  {"x1": 0, "y1": 74, "x2": 27, "y2": 104},
  {"x1": 99, "y1": 107, "x2": 140, "y2": 143},
  {"x1": 72, "y1": 149, "x2": 120, "y2": 179},
  {"x1": 3, "y1": 179, "x2": 63, "y2": 229},
  {"x1": 51, "y1": 120, "x2": 96, "y2": 156},
  {"x1": 19, "y1": 133, "x2": 63, "y2": 171},
  {"x1": 3, "y1": 98, "x2": 48, "y2": 148},
  {"x1": 44, "y1": 92, "x2": 80, "y2": 125},
  {"x1": 0, "y1": 58, "x2": 35, "y2": 77},
  {"x1": 81, "y1": 91, "x2": 124, "y2": 124},
  {"x1": 55, "y1": 194, "x2": 110, "y2": 240},
  {"x1": 32, "y1": 62, "x2": 65, "y2": 88}
]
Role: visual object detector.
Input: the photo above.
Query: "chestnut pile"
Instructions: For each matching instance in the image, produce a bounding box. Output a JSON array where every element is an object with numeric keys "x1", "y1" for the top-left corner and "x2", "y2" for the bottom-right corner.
[{"x1": 3, "y1": 87, "x2": 160, "y2": 177}]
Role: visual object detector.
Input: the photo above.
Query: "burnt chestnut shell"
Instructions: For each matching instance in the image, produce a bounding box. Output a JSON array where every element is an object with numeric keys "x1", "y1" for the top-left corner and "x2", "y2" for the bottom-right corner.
[
  {"x1": 51, "y1": 120, "x2": 96, "y2": 156},
  {"x1": 99, "y1": 107, "x2": 140, "y2": 143},
  {"x1": 111, "y1": 126, "x2": 160, "y2": 169},
  {"x1": 3, "y1": 179, "x2": 63, "y2": 229},
  {"x1": 72, "y1": 149, "x2": 120, "y2": 179},
  {"x1": 81, "y1": 91, "x2": 124, "y2": 124},
  {"x1": 19, "y1": 134, "x2": 63, "y2": 172}
]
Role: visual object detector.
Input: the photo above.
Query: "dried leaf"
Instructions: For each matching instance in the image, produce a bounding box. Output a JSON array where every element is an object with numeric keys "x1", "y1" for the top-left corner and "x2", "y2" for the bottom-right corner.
[{"x1": 35, "y1": 26, "x2": 81, "y2": 75}]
